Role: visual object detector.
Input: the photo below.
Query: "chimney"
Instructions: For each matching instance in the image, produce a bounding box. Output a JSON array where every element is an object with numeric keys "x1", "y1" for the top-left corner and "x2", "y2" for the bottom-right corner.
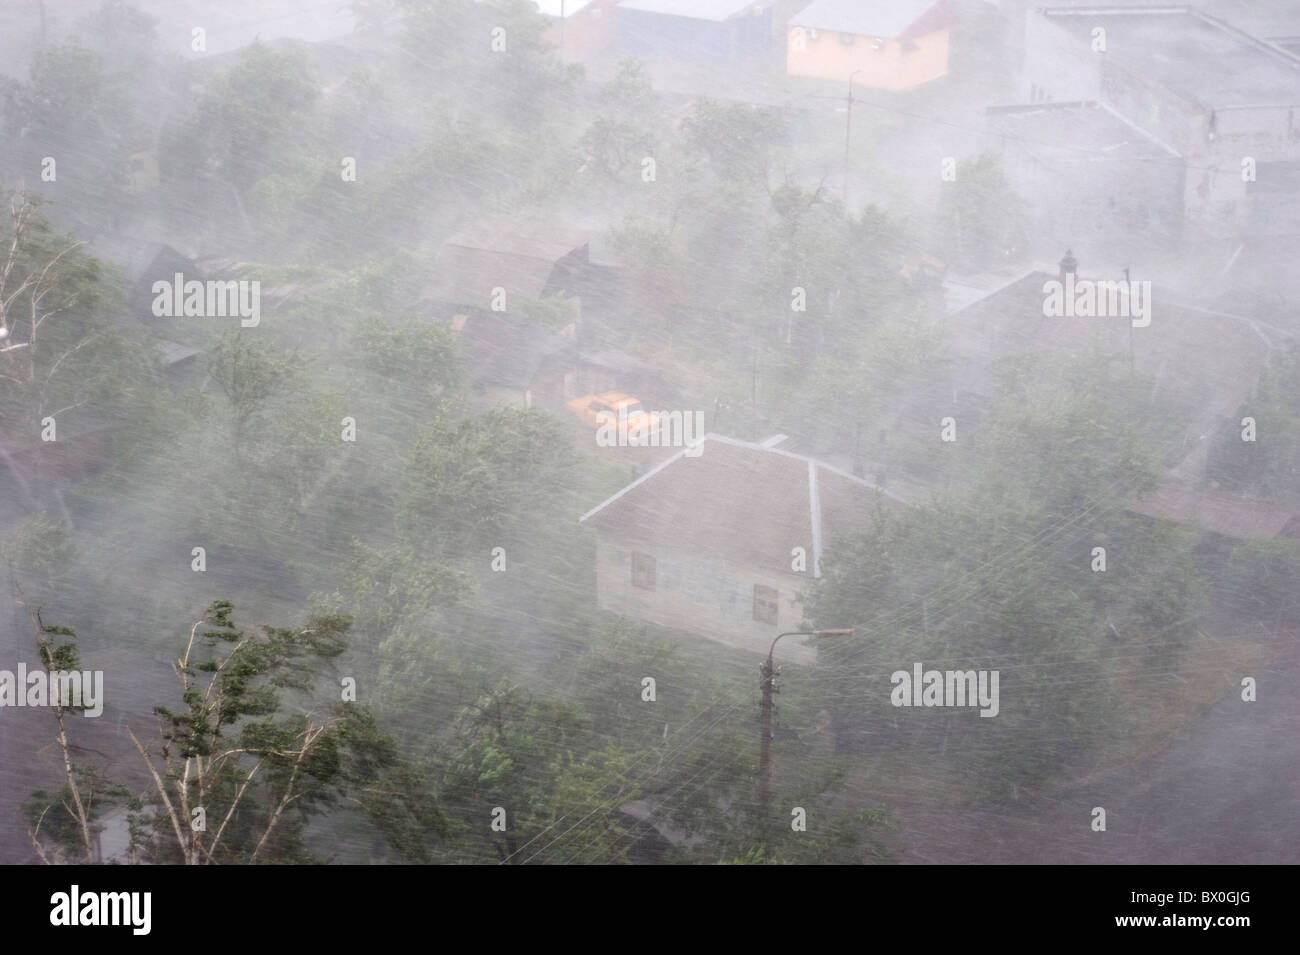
[{"x1": 1058, "y1": 249, "x2": 1078, "y2": 282}]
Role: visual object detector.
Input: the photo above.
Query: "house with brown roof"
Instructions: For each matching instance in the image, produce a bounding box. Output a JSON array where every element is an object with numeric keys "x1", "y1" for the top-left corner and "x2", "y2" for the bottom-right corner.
[
  {"x1": 423, "y1": 215, "x2": 591, "y2": 316},
  {"x1": 1128, "y1": 484, "x2": 1300, "y2": 542},
  {"x1": 448, "y1": 310, "x2": 577, "y2": 409},
  {"x1": 579, "y1": 433, "x2": 907, "y2": 662},
  {"x1": 945, "y1": 263, "x2": 1289, "y2": 474}
]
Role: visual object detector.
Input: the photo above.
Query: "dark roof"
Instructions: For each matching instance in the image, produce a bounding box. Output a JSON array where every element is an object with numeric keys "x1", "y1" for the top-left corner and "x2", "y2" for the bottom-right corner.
[
  {"x1": 947, "y1": 269, "x2": 1280, "y2": 418},
  {"x1": 579, "y1": 349, "x2": 661, "y2": 375},
  {"x1": 580, "y1": 434, "x2": 906, "y2": 576},
  {"x1": 1129, "y1": 484, "x2": 1300, "y2": 540},
  {"x1": 0, "y1": 428, "x2": 112, "y2": 482},
  {"x1": 454, "y1": 312, "x2": 574, "y2": 390},
  {"x1": 616, "y1": 0, "x2": 760, "y2": 22},
  {"x1": 425, "y1": 216, "x2": 590, "y2": 309},
  {"x1": 127, "y1": 243, "x2": 197, "y2": 285}
]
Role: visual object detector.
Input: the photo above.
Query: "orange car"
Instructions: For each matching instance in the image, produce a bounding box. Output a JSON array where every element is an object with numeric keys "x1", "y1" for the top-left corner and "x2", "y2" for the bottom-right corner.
[{"x1": 566, "y1": 391, "x2": 662, "y2": 441}]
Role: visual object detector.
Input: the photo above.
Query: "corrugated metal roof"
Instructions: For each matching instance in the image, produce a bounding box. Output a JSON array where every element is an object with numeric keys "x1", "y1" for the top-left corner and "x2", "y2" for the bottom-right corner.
[
  {"x1": 616, "y1": 0, "x2": 760, "y2": 23},
  {"x1": 790, "y1": 0, "x2": 939, "y2": 37},
  {"x1": 581, "y1": 434, "x2": 906, "y2": 577}
]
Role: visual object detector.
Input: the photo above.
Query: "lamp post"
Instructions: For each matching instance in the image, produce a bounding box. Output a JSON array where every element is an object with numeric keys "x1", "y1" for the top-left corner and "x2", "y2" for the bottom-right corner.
[{"x1": 758, "y1": 629, "x2": 854, "y2": 827}]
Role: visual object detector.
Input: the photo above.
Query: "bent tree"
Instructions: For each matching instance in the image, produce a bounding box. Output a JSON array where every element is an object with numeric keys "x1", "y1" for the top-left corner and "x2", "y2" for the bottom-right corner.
[{"x1": 27, "y1": 599, "x2": 442, "y2": 864}]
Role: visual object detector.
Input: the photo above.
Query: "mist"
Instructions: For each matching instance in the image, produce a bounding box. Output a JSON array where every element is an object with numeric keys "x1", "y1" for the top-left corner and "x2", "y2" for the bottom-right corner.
[{"x1": 0, "y1": 0, "x2": 1297, "y2": 867}]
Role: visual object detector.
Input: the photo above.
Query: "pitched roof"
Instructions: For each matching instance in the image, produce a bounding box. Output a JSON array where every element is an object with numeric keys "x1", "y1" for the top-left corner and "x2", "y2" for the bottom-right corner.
[
  {"x1": 442, "y1": 215, "x2": 591, "y2": 262},
  {"x1": 1129, "y1": 484, "x2": 1300, "y2": 540},
  {"x1": 580, "y1": 434, "x2": 906, "y2": 576},
  {"x1": 790, "y1": 0, "x2": 942, "y2": 38},
  {"x1": 616, "y1": 0, "x2": 760, "y2": 23},
  {"x1": 947, "y1": 270, "x2": 1281, "y2": 418},
  {"x1": 454, "y1": 311, "x2": 574, "y2": 390},
  {"x1": 535, "y1": 0, "x2": 594, "y2": 16},
  {"x1": 424, "y1": 216, "x2": 590, "y2": 309}
]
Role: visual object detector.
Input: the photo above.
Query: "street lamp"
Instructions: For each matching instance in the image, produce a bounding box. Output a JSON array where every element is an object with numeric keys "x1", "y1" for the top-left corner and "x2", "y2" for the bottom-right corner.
[{"x1": 758, "y1": 629, "x2": 854, "y2": 825}]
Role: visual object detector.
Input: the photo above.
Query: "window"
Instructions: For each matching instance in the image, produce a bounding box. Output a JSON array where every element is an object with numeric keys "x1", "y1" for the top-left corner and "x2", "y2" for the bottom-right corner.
[
  {"x1": 841, "y1": 32, "x2": 857, "y2": 46},
  {"x1": 871, "y1": 36, "x2": 884, "y2": 51},
  {"x1": 631, "y1": 552, "x2": 656, "y2": 590},
  {"x1": 753, "y1": 584, "x2": 779, "y2": 625}
]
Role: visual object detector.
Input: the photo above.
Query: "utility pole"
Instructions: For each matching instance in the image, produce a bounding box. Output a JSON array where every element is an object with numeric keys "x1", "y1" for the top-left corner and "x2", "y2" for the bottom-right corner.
[
  {"x1": 843, "y1": 71, "x2": 861, "y2": 207},
  {"x1": 758, "y1": 654, "x2": 776, "y2": 822},
  {"x1": 758, "y1": 630, "x2": 853, "y2": 833}
]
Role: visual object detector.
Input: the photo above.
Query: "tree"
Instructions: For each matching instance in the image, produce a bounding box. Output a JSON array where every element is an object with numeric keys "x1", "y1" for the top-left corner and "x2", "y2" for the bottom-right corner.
[
  {"x1": 22, "y1": 608, "x2": 128, "y2": 864},
  {"x1": 936, "y1": 152, "x2": 1028, "y2": 269}
]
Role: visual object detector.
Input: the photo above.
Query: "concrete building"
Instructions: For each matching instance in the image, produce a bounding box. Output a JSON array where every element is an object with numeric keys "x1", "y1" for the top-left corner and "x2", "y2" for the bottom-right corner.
[{"x1": 1021, "y1": 7, "x2": 1300, "y2": 243}]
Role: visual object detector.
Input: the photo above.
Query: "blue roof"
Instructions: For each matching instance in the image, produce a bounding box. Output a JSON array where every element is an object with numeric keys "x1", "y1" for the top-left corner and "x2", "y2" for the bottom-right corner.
[{"x1": 616, "y1": 0, "x2": 761, "y2": 23}]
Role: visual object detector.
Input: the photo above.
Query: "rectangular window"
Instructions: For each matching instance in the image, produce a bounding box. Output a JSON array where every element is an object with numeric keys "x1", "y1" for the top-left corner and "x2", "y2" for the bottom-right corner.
[
  {"x1": 631, "y1": 551, "x2": 656, "y2": 590},
  {"x1": 753, "y1": 584, "x2": 779, "y2": 625}
]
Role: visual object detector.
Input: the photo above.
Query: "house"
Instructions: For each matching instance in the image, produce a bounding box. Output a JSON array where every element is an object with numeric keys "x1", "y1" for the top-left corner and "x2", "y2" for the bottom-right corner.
[
  {"x1": 580, "y1": 433, "x2": 906, "y2": 662},
  {"x1": 0, "y1": 426, "x2": 114, "y2": 490},
  {"x1": 1020, "y1": 7, "x2": 1300, "y2": 243},
  {"x1": 944, "y1": 260, "x2": 1291, "y2": 478},
  {"x1": 576, "y1": 349, "x2": 663, "y2": 401},
  {"x1": 1128, "y1": 484, "x2": 1300, "y2": 542},
  {"x1": 423, "y1": 216, "x2": 591, "y2": 316},
  {"x1": 615, "y1": 0, "x2": 772, "y2": 62},
  {"x1": 536, "y1": 0, "x2": 616, "y2": 60},
  {"x1": 786, "y1": 0, "x2": 951, "y2": 89},
  {"x1": 449, "y1": 310, "x2": 577, "y2": 409}
]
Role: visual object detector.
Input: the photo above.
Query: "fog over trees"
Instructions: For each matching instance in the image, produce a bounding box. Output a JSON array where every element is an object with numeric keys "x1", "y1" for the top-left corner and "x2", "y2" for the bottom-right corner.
[{"x1": 0, "y1": 0, "x2": 1297, "y2": 866}]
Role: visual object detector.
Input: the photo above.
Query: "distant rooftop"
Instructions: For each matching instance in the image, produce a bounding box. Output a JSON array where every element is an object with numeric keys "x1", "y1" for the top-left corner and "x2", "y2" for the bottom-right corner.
[
  {"x1": 616, "y1": 0, "x2": 761, "y2": 22},
  {"x1": 988, "y1": 100, "x2": 1181, "y2": 161},
  {"x1": 535, "y1": 0, "x2": 594, "y2": 17},
  {"x1": 1040, "y1": 6, "x2": 1300, "y2": 108},
  {"x1": 443, "y1": 215, "x2": 590, "y2": 263},
  {"x1": 790, "y1": 0, "x2": 942, "y2": 38},
  {"x1": 1130, "y1": 484, "x2": 1300, "y2": 540}
]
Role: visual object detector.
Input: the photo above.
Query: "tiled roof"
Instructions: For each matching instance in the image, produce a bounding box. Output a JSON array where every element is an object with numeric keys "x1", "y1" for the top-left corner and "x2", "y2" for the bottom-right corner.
[{"x1": 1129, "y1": 484, "x2": 1300, "y2": 540}]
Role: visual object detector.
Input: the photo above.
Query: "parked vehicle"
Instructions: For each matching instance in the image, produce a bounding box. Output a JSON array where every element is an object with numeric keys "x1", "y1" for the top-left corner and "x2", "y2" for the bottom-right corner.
[{"x1": 566, "y1": 391, "x2": 662, "y2": 441}]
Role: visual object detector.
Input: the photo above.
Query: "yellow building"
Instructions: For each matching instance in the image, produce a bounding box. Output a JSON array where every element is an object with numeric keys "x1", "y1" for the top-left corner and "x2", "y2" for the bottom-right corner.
[{"x1": 786, "y1": 0, "x2": 951, "y2": 90}]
